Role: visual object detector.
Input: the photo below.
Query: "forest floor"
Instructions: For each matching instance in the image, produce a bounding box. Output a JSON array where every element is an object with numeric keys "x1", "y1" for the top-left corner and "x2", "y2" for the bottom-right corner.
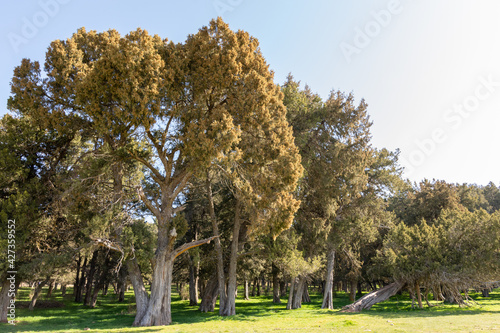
[{"x1": 2, "y1": 286, "x2": 499, "y2": 332}]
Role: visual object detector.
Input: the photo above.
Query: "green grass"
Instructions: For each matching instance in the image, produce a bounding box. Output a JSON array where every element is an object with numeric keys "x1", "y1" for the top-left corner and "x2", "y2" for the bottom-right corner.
[{"x1": 3, "y1": 286, "x2": 500, "y2": 332}]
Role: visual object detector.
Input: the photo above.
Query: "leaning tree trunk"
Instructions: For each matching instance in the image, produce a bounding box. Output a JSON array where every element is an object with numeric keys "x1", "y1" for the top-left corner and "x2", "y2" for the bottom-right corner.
[
  {"x1": 322, "y1": 249, "x2": 335, "y2": 309},
  {"x1": 341, "y1": 281, "x2": 403, "y2": 312},
  {"x1": 84, "y1": 250, "x2": 99, "y2": 306},
  {"x1": 272, "y1": 263, "x2": 281, "y2": 303},
  {"x1": 29, "y1": 277, "x2": 50, "y2": 311},
  {"x1": 221, "y1": 199, "x2": 241, "y2": 316},
  {"x1": 125, "y1": 257, "x2": 149, "y2": 325},
  {"x1": 199, "y1": 274, "x2": 219, "y2": 313}
]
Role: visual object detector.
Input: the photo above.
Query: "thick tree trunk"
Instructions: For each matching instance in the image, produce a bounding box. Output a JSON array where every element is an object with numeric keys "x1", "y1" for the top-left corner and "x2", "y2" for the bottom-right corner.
[
  {"x1": 29, "y1": 277, "x2": 50, "y2": 311},
  {"x1": 221, "y1": 199, "x2": 241, "y2": 316},
  {"x1": 272, "y1": 263, "x2": 281, "y2": 303},
  {"x1": 135, "y1": 249, "x2": 174, "y2": 326},
  {"x1": 291, "y1": 276, "x2": 306, "y2": 309},
  {"x1": 199, "y1": 274, "x2": 219, "y2": 313},
  {"x1": 206, "y1": 178, "x2": 227, "y2": 314},
  {"x1": 482, "y1": 289, "x2": 490, "y2": 297},
  {"x1": 322, "y1": 249, "x2": 335, "y2": 309},
  {"x1": 341, "y1": 281, "x2": 403, "y2": 312}
]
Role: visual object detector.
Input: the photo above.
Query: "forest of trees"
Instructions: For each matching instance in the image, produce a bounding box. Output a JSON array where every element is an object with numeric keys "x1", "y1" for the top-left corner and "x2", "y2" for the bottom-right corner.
[{"x1": 1, "y1": 18, "x2": 499, "y2": 327}]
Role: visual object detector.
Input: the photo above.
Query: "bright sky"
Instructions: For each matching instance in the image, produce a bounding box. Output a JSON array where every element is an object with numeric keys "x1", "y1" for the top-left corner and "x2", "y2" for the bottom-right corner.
[{"x1": 1, "y1": 0, "x2": 499, "y2": 186}]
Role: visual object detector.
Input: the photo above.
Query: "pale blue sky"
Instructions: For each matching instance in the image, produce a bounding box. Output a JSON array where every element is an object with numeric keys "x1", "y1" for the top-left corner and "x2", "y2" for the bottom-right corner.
[{"x1": 1, "y1": 0, "x2": 499, "y2": 186}]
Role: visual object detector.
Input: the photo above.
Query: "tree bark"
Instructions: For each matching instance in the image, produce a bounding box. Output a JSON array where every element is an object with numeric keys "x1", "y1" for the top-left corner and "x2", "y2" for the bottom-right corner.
[
  {"x1": 322, "y1": 249, "x2": 335, "y2": 309},
  {"x1": 272, "y1": 263, "x2": 281, "y2": 303},
  {"x1": 188, "y1": 255, "x2": 199, "y2": 306},
  {"x1": 349, "y1": 279, "x2": 357, "y2": 302},
  {"x1": 415, "y1": 282, "x2": 423, "y2": 309},
  {"x1": 286, "y1": 277, "x2": 296, "y2": 310},
  {"x1": 0, "y1": 279, "x2": 10, "y2": 323},
  {"x1": 125, "y1": 257, "x2": 149, "y2": 325},
  {"x1": 75, "y1": 257, "x2": 87, "y2": 303},
  {"x1": 302, "y1": 282, "x2": 311, "y2": 303},
  {"x1": 244, "y1": 279, "x2": 249, "y2": 300},
  {"x1": 29, "y1": 277, "x2": 50, "y2": 311},
  {"x1": 206, "y1": 177, "x2": 227, "y2": 314},
  {"x1": 117, "y1": 266, "x2": 127, "y2": 302},
  {"x1": 84, "y1": 250, "x2": 99, "y2": 306},
  {"x1": 341, "y1": 281, "x2": 403, "y2": 312},
  {"x1": 292, "y1": 276, "x2": 306, "y2": 309},
  {"x1": 47, "y1": 280, "x2": 54, "y2": 297},
  {"x1": 221, "y1": 199, "x2": 241, "y2": 316},
  {"x1": 199, "y1": 274, "x2": 219, "y2": 313},
  {"x1": 61, "y1": 284, "x2": 67, "y2": 297}
]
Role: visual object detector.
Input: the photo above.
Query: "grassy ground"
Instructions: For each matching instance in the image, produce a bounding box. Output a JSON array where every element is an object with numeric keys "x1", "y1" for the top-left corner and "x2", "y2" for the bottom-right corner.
[{"x1": 2, "y1": 285, "x2": 499, "y2": 333}]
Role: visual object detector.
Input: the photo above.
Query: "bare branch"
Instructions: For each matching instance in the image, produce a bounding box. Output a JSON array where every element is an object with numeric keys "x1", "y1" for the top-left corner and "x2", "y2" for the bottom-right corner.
[
  {"x1": 136, "y1": 185, "x2": 161, "y2": 220},
  {"x1": 172, "y1": 236, "x2": 219, "y2": 260}
]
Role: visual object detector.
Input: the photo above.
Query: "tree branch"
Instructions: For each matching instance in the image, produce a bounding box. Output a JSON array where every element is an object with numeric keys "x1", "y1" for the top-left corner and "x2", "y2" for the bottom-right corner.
[{"x1": 172, "y1": 236, "x2": 219, "y2": 260}]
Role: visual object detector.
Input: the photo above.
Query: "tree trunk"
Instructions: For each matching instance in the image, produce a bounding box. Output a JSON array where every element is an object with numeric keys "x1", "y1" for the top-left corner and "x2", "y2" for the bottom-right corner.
[
  {"x1": 286, "y1": 277, "x2": 296, "y2": 310},
  {"x1": 341, "y1": 281, "x2": 403, "y2": 312},
  {"x1": 29, "y1": 277, "x2": 50, "y2": 311},
  {"x1": 251, "y1": 277, "x2": 257, "y2": 296},
  {"x1": 0, "y1": 278, "x2": 11, "y2": 323},
  {"x1": 47, "y1": 280, "x2": 54, "y2": 297},
  {"x1": 280, "y1": 279, "x2": 286, "y2": 298},
  {"x1": 188, "y1": 254, "x2": 199, "y2": 306},
  {"x1": 482, "y1": 289, "x2": 490, "y2": 297},
  {"x1": 322, "y1": 249, "x2": 335, "y2": 309},
  {"x1": 84, "y1": 250, "x2": 99, "y2": 306},
  {"x1": 135, "y1": 248, "x2": 174, "y2": 326},
  {"x1": 199, "y1": 274, "x2": 219, "y2": 313},
  {"x1": 61, "y1": 284, "x2": 67, "y2": 297},
  {"x1": 206, "y1": 178, "x2": 227, "y2": 314},
  {"x1": 75, "y1": 257, "x2": 87, "y2": 303},
  {"x1": 244, "y1": 279, "x2": 249, "y2": 300},
  {"x1": 221, "y1": 199, "x2": 241, "y2": 316},
  {"x1": 117, "y1": 266, "x2": 127, "y2": 302},
  {"x1": 272, "y1": 263, "x2": 281, "y2": 303},
  {"x1": 415, "y1": 282, "x2": 423, "y2": 309},
  {"x1": 302, "y1": 282, "x2": 311, "y2": 303},
  {"x1": 292, "y1": 276, "x2": 306, "y2": 309},
  {"x1": 74, "y1": 255, "x2": 81, "y2": 298},
  {"x1": 123, "y1": 257, "x2": 149, "y2": 324},
  {"x1": 349, "y1": 279, "x2": 357, "y2": 302}
]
